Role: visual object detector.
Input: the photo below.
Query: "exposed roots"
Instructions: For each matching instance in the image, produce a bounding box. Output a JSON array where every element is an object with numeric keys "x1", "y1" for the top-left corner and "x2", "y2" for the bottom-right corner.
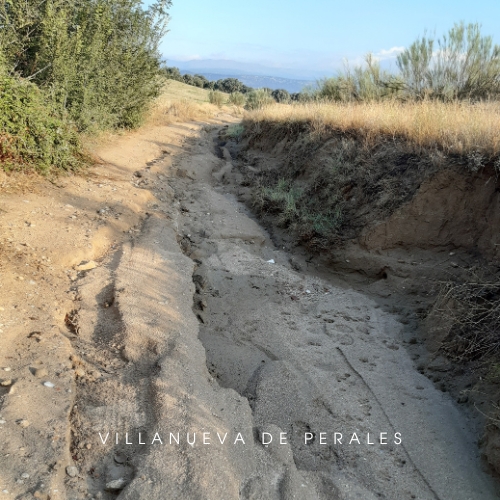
[{"x1": 438, "y1": 282, "x2": 500, "y2": 361}]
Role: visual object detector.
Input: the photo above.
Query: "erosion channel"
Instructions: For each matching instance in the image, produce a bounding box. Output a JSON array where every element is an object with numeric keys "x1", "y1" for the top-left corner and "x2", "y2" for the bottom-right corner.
[{"x1": 67, "y1": 123, "x2": 499, "y2": 500}]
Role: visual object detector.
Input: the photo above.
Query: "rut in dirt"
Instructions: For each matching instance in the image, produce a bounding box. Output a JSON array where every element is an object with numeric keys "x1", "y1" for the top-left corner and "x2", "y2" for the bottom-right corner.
[
  {"x1": 61, "y1": 123, "x2": 499, "y2": 500},
  {"x1": 165, "y1": 125, "x2": 499, "y2": 500}
]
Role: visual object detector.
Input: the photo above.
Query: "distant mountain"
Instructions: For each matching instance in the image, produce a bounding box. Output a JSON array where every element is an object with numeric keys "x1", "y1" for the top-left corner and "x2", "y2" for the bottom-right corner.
[
  {"x1": 165, "y1": 58, "x2": 327, "y2": 80},
  {"x1": 183, "y1": 71, "x2": 314, "y2": 93}
]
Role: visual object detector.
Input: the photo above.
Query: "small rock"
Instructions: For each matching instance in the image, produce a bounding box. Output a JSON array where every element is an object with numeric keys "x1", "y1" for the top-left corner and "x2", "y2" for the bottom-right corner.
[
  {"x1": 34, "y1": 368, "x2": 48, "y2": 378},
  {"x1": 21, "y1": 473, "x2": 30, "y2": 479},
  {"x1": 266, "y1": 259, "x2": 275, "y2": 264},
  {"x1": 43, "y1": 381, "x2": 55, "y2": 388},
  {"x1": 76, "y1": 261, "x2": 98, "y2": 271},
  {"x1": 66, "y1": 466, "x2": 78, "y2": 478},
  {"x1": 4, "y1": 367, "x2": 11, "y2": 372},
  {"x1": 0, "y1": 379, "x2": 12, "y2": 387},
  {"x1": 450, "y1": 262, "x2": 459, "y2": 268},
  {"x1": 114, "y1": 454, "x2": 125, "y2": 464},
  {"x1": 0, "y1": 420, "x2": 6, "y2": 424},
  {"x1": 17, "y1": 419, "x2": 30, "y2": 428},
  {"x1": 105, "y1": 478, "x2": 127, "y2": 491}
]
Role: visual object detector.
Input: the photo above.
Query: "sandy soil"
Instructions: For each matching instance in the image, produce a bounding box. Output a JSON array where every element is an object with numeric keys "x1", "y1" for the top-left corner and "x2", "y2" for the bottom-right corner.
[{"x1": 0, "y1": 118, "x2": 498, "y2": 499}]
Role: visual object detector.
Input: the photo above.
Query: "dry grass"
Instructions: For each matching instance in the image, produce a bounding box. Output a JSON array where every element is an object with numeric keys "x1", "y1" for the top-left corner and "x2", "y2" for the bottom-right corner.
[
  {"x1": 437, "y1": 281, "x2": 500, "y2": 361},
  {"x1": 147, "y1": 80, "x2": 239, "y2": 127},
  {"x1": 245, "y1": 100, "x2": 500, "y2": 157},
  {"x1": 0, "y1": 168, "x2": 45, "y2": 194}
]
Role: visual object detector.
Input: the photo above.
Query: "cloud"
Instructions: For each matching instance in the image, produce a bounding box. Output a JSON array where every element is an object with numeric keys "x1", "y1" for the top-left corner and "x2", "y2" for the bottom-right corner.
[{"x1": 375, "y1": 46, "x2": 405, "y2": 59}]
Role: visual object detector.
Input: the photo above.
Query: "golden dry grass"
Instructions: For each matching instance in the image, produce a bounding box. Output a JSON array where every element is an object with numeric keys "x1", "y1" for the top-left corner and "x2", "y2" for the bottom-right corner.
[
  {"x1": 147, "y1": 80, "x2": 240, "y2": 126},
  {"x1": 245, "y1": 100, "x2": 500, "y2": 156}
]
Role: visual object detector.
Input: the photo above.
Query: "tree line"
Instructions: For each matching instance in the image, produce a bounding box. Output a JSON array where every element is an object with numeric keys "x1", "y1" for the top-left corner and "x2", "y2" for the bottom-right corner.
[{"x1": 163, "y1": 67, "x2": 304, "y2": 104}]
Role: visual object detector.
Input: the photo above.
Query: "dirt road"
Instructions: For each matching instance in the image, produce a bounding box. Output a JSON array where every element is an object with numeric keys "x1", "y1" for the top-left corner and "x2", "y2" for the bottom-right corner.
[{"x1": 1, "y1": 121, "x2": 498, "y2": 499}]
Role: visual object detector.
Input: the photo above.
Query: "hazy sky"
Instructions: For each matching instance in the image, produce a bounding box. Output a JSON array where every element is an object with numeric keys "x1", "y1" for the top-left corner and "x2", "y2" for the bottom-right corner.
[{"x1": 145, "y1": 0, "x2": 500, "y2": 78}]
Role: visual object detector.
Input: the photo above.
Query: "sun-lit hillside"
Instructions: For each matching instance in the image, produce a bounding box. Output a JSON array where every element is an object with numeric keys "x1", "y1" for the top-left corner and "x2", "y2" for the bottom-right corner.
[{"x1": 147, "y1": 80, "x2": 239, "y2": 126}]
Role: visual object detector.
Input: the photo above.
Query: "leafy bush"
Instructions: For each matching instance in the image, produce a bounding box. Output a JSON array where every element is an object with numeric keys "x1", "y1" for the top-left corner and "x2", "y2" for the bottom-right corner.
[
  {"x1": 319, "y1": 55, "x2": 397, "y2": 102},
  {"x1": 290, "y1": 91, "x2": 316, "y2": 102},
  {"x1": 193, "y1": 74, "x2": 209, "y2": 88},
  {"x1": 208, "y1": 90, "x2": 226, "y2": 107},
  {"x1": 0, "y1": 0, "x2": 170, "y2": 132},
  {"x1": 182, "y1": 74, "x2": 196, "y2": 86},
  {"x1": 214, "y1": 78, "x2": 245, "y2": 93},
  {"x1": 271, "y1": 89, "x2": 291, "y2": 103},
  {"x1": 396, "y1": 22, "x2": 500, "y2": 100},
  {"x1": 225, "y1": 124, "x2": 245, "y2": 141},
  {"x1": 162, "y1": 66, "x2": 183, "y2": 82},
  {"x1": 245, "y1": 89, "x2": 275, "y2": 110},
  {"x1": 228, "y1": 92, "x2": 246, "y2": 107},
  {"x1": 315, "y1": 23, "x2": 500, "y2": 103},
  {"x1": 0, "y1": 74, "x2": 82, "y2": 173}
]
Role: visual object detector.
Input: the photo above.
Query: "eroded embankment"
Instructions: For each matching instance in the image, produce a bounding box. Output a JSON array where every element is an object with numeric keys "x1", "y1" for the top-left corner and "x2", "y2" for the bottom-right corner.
[
  {"x1": 217, "y1": 119, "x2": 500, "y2": 478},
  {"x1": 52, "y1": 122, "x2": 499, "y2": 499},
  {"x1": 117, "y1": 125, "x2": 496, "y2": 499},
  {"x1": 5, "y1": 120, "x2": 499, "y2": 500}
]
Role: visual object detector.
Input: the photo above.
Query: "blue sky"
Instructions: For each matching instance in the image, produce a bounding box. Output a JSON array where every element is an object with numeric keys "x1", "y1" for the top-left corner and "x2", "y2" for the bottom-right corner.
[{"x1": 145, "y1": 0, "x2": 500, "y2": 79}]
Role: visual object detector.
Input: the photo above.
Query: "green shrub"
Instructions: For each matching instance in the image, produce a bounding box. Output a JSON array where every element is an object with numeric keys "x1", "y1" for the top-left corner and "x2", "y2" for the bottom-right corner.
[
  {"x1": 245, "y1": 89, "x2": 275, "y2": 110},
  {"x1": 0, "y1": 0, "x2": 170, "y2": 132},
  {"x1": 396, "y1": 22, "x2": 500, "y2": 100},
  {"x1": 271, "y1": 89, "x2": 291, "y2": 103},
  {"x1": 319, "y1": 54, "x2": 396, "y2": 102},
  {"x1": 314, "y1": 23, "x2": 500, "y2": 103},
  {"x1": 0, "y1": 74, "x2": 82, "y2": 173},
  {"x1": 214, "y1": 78, "x2": 247, "y2": 93},
  {"x1": 209, "y1": 90, "x2": 226, "y2": 107},
  {"x1": 260, "y1": 179, "x2": 301, "y2": 226},
  {"x1": 228, "y1": 92, "x2": 246, "y2": 107},
  {"x1": 225, "y1": 124, "x2": 245, "y2": 141}
]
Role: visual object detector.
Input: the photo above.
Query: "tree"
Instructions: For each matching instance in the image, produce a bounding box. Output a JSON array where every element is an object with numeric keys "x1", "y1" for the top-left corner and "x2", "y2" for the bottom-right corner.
[
  {"x1": 271, "y1": 89, "x2": 291, "y2": 103},
  {"x1": 163, "y1": 66, "x2": 183, "y2": 81},
  {"x1": 193, "y1": 74, "x2": 209, "y2": 87},
  {"x1": 0, "y1": 0, "x2": 171, "y2": 130},
  {"x1": 214, "y1": 78, "x2": 244, "y2": 93}
]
